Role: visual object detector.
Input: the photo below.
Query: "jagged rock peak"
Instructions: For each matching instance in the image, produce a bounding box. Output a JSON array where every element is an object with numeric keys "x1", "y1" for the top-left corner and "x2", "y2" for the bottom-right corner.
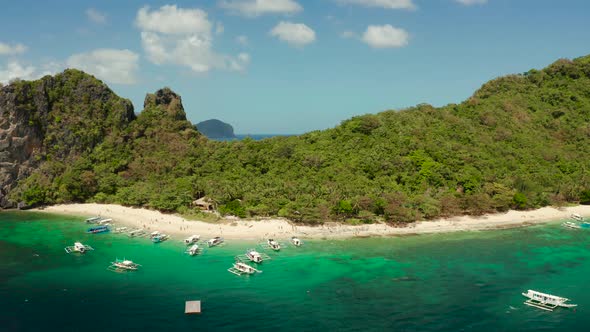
[{"x1": 143, "y1": 87, "x2": 187, "y2": 121}]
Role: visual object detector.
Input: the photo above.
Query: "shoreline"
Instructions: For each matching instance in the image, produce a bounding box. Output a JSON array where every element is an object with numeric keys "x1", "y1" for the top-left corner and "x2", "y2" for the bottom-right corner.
[{"x1": 24, "y1": 203, "x2": 590, "y2": 240}]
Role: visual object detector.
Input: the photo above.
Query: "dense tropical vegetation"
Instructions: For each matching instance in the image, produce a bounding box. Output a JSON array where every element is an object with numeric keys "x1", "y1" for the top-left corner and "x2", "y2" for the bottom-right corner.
[{"x1": 6, "y1": 55, "x2": 590, "y2": 224}]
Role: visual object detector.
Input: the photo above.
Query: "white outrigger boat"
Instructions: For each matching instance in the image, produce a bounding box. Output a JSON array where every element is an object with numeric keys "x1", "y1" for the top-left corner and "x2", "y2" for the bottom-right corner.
[
  {"x1": 113, "y1": 227, "x2": 128, "y2": 233},
  {"x1": 184, "y1": 235, "x2": 200, "y2": 245},
  {"x1": 267, "y1": 239, "x2": 281, "y2": 251},
  {"x1": 207, "y1": 236, "x2": 224, "y2": 247},
  {"x1": 571, "y1": 213, "x2": 584, "y2": 222},
  {"x1": 228, "y1": 261, "x2": 261, "y2": 276},
  {"x1": 236, "y1": 249, "x2": 271, "y2": 263},
  {"x1": 291, "y1": 236, "x2": 303, "y2": 247},
  {"x1": 85, "y1": 216, "x2": 102, "y2": 223},
  {"x1": 152, "y1": 233, "x2": 170, "y2": 243},
  {"x1": 186, "y1": 244, "x2": 202, "y2": 256},
  {"x1": 107, "y1": 258, "x2": 141, "y2": 272},
  {"x1": 127, "y1": 229, "x2": 147, "y2": 237},
  {"x1": 562, "y1": 221, "x2": 581, "y2": 229},
  {"x1": 522, "y1": 289, "x2": 577, "y2": 311},
  {"x1": 98, "y1": 218, "x2": 113, "y2": 225},
  {"x1": 65, "y1": 242, "x2": 94, "y2": 254}
]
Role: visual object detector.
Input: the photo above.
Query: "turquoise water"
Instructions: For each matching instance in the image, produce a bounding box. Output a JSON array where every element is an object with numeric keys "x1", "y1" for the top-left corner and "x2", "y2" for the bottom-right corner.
[{"x1": 1, "y1": 211, "x2": 590, "y2": 331}]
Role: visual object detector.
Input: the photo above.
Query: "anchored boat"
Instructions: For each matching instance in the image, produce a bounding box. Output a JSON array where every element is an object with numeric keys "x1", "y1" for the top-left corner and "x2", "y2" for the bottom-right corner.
[
  {"x1": 236, "y1": 249, "x2": 271, "y2": 263},
  {"x1": 291, "y1": 236, "x2": 303, "y2": 247},
  {"x1": 228, "y1": 262, "x2": 261, "y2": 276},
  {"x1": 207, "y1": 236, "x2": 224, "y2": 247},
  {"x1": 267, "y1": 239, "x2": 281, "y2": 251},
  {"x1": 127, "y1": 229, "x2": 147, "y2": 237},
  {"x1": 246, "y1": 249, "x2": 263, "y2": 263},
  {"x1": 85, "y1": 216, "x2": 102, "y2": 223},
  {"x1": 562, "y1": 221, "x2": 581, "y2": 229},
  {"x1": 522, "y1": 290, "x2": 577, "y2": 311},
  {"x1": 186, "y1": 244, "x2": 202, "y2": 256},
  {"x1": 571, "y1": 213, "x2": 584, "y2": 222},
  {"x1": 152, "y1": 233, "x2": 170, "y2": 243},
  {"x1": 65, "y1": 242, "x2": 94, "y2": 254},
  {"x1": 87, "y1": 225, "x2": 110, "y2": 234},
  {"x1": 107, "y1": 258, "x2": 141, "y2": 272},
  {"x1": 184, "y1": 235, "x2": 200, "y2": 245},
  {"x1": 113, "y1": 227, "x2": 128, "y2": 233}
]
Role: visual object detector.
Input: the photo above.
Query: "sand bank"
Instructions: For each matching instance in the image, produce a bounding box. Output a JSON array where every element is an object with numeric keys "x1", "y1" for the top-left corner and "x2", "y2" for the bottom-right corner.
[{"x1": 33, "y1": 203, "x2": 590, "y2": 240}]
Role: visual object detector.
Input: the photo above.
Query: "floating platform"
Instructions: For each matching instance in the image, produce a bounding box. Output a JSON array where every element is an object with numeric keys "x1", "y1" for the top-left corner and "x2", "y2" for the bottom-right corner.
[{"x1": 185, "y1": 300, "x2": 201, "y2": 314}]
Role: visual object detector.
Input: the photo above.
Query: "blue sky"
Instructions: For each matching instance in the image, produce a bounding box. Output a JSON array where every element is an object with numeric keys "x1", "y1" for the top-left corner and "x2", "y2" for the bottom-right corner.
[{"x1": 1, "y1": 0, "x2": 589, "y2": 134}]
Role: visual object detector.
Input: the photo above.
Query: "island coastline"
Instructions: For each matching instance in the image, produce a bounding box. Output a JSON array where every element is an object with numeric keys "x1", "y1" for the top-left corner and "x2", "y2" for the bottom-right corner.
[{"x1": 28, "y1": 203, "x2": 590, "y2": 240}]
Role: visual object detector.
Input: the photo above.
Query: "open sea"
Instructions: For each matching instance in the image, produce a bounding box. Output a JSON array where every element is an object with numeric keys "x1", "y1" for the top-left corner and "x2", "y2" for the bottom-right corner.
[{"x1": 1, "y1": 211, "x2": 590, "y2": 331}]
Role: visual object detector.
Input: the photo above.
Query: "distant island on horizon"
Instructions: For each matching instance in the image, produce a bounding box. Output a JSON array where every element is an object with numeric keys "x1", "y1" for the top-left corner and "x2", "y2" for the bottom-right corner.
[{"x1": 195, "y1": 119, "x2": 236, "y2": 139}]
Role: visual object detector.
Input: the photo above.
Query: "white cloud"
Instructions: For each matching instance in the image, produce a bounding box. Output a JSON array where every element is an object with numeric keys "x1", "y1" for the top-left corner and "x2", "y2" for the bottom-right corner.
[
  {"x1": 219, "y1": 0, "x2": 303, "y2": 17},
  {"x1": 86, "y1": 8, "x2": 107, "y2": 24},
  {"x1": 136, "y1": 5, "x2": 211, "y2": 35},
  {"x1": 337, "y1": 0, "x2": 416, "y2": 10},
  {"x1": 361, "y1": 24, "x2": 409, "y2": 48},
  {"x1": 0, "y1": 61, "x2": 37, "y2": 83},
  {"x1": 270, "y1": 21, "x2": 316, "y2": 47},
  {"x1": 455, "y1": 0, "x2": 487, "y2": 5},
  {"x1": 236, "y1": 35, "x2": 249, "y2": 46},
  {"x1": 0, "y1": 42, "x2": 27, "y2": 55},
  {"x1": 136, "y1": 5, "x2": 249, "y2": 73},
  {"x1": 66, "y1": 49, "x2": 139, "y2": 84}
]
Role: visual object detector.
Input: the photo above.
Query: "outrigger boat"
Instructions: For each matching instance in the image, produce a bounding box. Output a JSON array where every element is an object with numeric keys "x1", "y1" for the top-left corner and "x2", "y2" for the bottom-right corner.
[
  {"x1": 87, "y1": 225, "x2": 110, "y2": 234},
  {"x1": 85, "y1": 216, "x2": 102, "y2": 223},
  {"x1": 186, "y1": 244, "x2": 202, "y2": 256},
  {"x1": 127, "y1": 229, "x2": 147, "y2": 237},
  {"x1": 98, "y1": 218, "x2": 113, "y2": 225},
  {"x1": 113, "y1": 227, "x2": 128, "y2": 233},
  {"x1": 228, "y1": 261, "x2": 261, "y2": 276},
  {"x1": 291, "y1": 236, "x2": 303, "y2": 247},
  {"x1": 152, "y1": 233, "x2": 170, "y2": 243},
  {"x1": 522, "y1": 289, "x2": 577, "y2": 311},
  {"x1": 562, "y1": 221, "x2": 581, "y2": 229},
  {"x1": 571, "y1": 213, "x2": 584, "y2": 222},
  {"x1": 184, "y1": 235, "x2": 200, "y2": 245},
  {"x1": 207, "y1": 236, "x2": 224, "y2": 247},
  {"x1": 236, "y1": 249, "x2": 271, "y2": 263},
  {"x1": 107, "y1": 258, "x2": 141, "y2": 272},
  {"x1": 267, "y1": 239, "x2": 281, "y2": 251},
  {"x1": 65, "y1": 242, "x2": 94, "y2": 254}
]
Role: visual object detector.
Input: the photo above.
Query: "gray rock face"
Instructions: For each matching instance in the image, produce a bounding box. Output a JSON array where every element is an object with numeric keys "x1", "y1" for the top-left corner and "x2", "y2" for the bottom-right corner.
[
  {"x1": 0, "y1": 70, "x2": 135, "y2": 208},
  {"x1": 0, "y1": 82, "x2": 46, "y2": 208}
]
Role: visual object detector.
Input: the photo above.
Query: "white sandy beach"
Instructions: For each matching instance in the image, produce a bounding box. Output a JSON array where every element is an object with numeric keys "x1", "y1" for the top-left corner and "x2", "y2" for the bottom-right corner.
[{"x1": 31, "y1": 203, "x2": 590, "y2": 240}]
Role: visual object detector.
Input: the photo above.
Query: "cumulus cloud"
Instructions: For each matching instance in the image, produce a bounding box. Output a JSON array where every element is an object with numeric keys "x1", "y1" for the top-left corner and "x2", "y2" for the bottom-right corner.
[
  {"x1": 66, "y1": 49, "x2": 139, "y2": 84},
  {"x1": 219, "y1": 0, "x2": 303, "y2": 17},
  {"x1": 86, "y1": 8, "x2": 107, "y2": 24},
  {"x1": 136, "y1": 5, "x2": 249, "y2": 73},
  {"x1": 361, "y1": 24, "x2": 409, "y2": 48},
  {"x1": 0, "y1": 42, "x2": 27, "y2": 55},
  {"x1": 455, "y1": 0, "x2": 487, "y2": 5},
  {"x1": 337, "y1": 0, "x2": 416, "y2": 10},
  {"x1": 270, "y1": 21, "x2": 316, "y2": 47},
  {"x1": 0, "y1": 61, "x2": 37, "y2": 83},
  {"x1": 0, "y1": 59, "x2": 63, "y2": 84}
]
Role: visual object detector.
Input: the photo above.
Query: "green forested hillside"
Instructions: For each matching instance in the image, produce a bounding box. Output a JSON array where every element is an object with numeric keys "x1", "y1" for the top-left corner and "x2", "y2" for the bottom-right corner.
[{"x1": 8, "y1": 56, "x2": 590, "y2": 224}]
